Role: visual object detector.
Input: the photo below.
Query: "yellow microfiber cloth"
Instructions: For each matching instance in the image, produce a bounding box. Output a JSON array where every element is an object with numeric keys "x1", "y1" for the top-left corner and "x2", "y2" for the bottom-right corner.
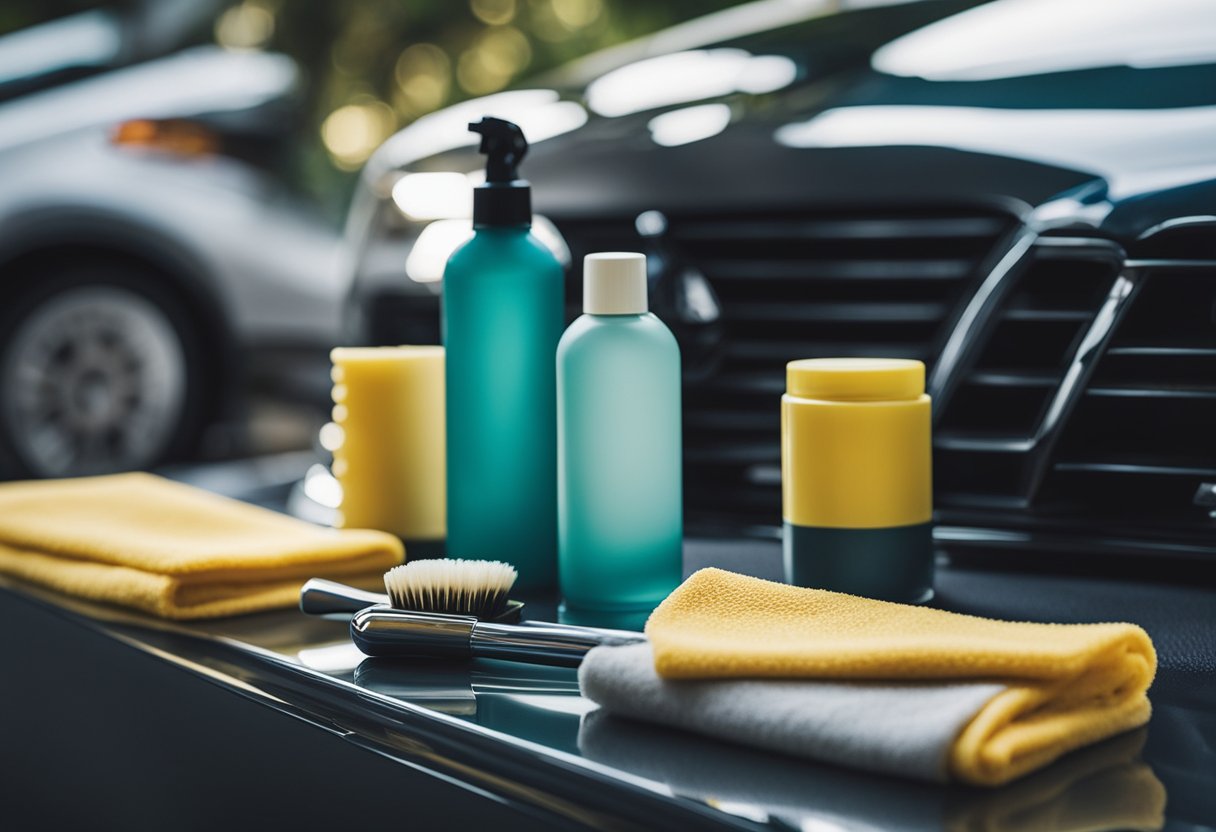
[
  {"x1": 643, "y1": 568, "x2": 1156, "y2": 787},
  {"x1": 0, "y1": 472, "x2": 403, "y2": 619}
]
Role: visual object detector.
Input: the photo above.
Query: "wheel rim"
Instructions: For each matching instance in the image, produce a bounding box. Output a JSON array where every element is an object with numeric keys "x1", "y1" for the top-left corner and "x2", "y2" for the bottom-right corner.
[{"x1": 1, "y1": 285, "x2": 188, "y2": 477}]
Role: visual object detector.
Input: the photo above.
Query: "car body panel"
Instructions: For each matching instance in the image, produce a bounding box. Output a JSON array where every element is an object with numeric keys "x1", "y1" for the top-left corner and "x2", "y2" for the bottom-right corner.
[
  {"x1": 355, "y1": 0, "x2": 1216, "y2": 238},
  {"x1": 0, "y1": 33, "x2": 347, "y2": 474},
  {"x1": 0, "y1": 45, "x2": 346, "y2": 354}
]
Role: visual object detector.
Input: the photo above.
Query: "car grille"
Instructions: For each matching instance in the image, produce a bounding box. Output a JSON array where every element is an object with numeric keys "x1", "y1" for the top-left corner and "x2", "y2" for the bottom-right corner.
[
  {"x1": 554, "y1": 209, "x2": 1017, "y2": 532},
  {"x1": 369, "y1": 209, "x2": 1214, "y2": 562},
  {"x1": 933, "y1": 237, "x2": 1127, "y2": 503},
  {"x1": 933, "y1": 231, "x2": 1216, "y2": 560}
]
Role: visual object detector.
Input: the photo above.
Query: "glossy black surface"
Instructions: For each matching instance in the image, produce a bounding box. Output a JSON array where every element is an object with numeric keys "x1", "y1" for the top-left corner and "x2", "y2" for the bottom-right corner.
[
  {"x1": 4, "y1": 537, "x2": 1214, "y2": 831},
  {"x1": 361, "y1": 0, "x2": 1216, "y2": 240}
]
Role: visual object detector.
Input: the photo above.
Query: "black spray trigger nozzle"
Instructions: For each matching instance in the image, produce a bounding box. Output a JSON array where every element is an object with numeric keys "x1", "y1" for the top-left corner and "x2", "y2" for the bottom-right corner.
[{"x1": 469, "y1": 117, "x2": 528, "y2": 183}]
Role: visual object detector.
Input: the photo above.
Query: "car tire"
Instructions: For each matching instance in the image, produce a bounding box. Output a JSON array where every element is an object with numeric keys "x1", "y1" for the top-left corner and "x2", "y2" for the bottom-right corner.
[{"x1": 0, "y1": 265, "x2": 207, "y2": 479}]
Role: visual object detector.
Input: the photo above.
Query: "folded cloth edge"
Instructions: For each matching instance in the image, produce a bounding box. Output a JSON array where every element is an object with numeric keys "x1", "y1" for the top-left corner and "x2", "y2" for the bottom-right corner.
[
  {"x1": 0, "y1": 538, "x2": 402, "y2": 619},
  {"x1": 579, "y1": 642, "x2": 1007, "y2": 784},
  {"x1": 949, "y1": 675, "x2": 1153, "y2": 786},
  {"x1": 645, "y1": 569, "x2": 1157, "y2": 686},
  {"x1": 0, "y1": 472, "x2": 404, "y2": 575}
]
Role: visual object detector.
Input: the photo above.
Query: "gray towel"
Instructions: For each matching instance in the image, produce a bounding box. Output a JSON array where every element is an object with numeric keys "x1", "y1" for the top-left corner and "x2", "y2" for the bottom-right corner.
[{"x1": 578, "y1": 642, "x2": 1005, "y2": 782}]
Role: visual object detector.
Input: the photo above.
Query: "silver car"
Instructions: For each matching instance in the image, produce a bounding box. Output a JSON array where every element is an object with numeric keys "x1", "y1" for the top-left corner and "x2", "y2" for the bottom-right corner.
[{"x1": 0, "y1": 9, "x2": 346, "y2": 478}]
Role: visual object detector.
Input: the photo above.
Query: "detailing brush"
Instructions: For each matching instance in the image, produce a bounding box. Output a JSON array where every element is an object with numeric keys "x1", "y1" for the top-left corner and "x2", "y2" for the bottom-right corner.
[
  {"x1": 383, "y1": 559, "x2": 519, "y2": 621},
  {"x1": 300, "y1": 559, "x2": 524, "y2": 622},
  {"x1": 301, "y1": 561, "x2": 645, "y2": 667}
]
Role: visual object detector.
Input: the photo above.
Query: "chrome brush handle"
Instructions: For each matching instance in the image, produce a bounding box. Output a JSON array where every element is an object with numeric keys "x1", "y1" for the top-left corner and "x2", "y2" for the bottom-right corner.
[
  {"x1": 351, "y1": 608, "x2": 645, "y2": 667},
  {"x1": 300, "y1": 578, "x2": 389, "y2": 618},
  {"x1": 350, "y1": 608, "x2": 477, "y2": 659},
  {"x1": 473, "y1": 621, "x2": 645, "y2": 666}
]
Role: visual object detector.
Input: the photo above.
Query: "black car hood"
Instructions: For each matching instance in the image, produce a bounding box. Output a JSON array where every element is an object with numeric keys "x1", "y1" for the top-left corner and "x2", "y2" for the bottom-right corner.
[
  {"x1": 372, "y1": 0, "x2": 1216, "y2": 239},
  {"x1": 523, "y1": 112, "x2": 1089, "y2": 220}
]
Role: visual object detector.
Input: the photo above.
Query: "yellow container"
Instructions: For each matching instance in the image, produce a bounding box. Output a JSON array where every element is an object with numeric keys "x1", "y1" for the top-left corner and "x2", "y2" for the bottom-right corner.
[
  {"x1": 330, "y1": 346, "x2": 445, "y2": 543},
  {"x1": 781, "y1": 358, "x2": 933, "y2": 602}
]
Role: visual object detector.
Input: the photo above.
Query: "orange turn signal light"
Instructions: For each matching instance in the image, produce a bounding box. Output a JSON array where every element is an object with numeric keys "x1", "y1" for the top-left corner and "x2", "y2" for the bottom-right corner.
[{"x1": 111, "y1": 119, "x2": 220, "y2": 157}]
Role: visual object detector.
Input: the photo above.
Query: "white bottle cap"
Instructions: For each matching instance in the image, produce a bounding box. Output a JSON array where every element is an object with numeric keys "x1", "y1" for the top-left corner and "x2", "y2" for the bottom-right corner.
[{"x1": 584, "y1": 252, "x2": 648, "y2": 315}]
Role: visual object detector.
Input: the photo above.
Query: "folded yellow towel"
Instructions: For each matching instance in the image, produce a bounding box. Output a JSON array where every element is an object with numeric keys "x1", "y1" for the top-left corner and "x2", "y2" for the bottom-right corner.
[
  {"x1": 645, "y1": 568, "x2": 1156, "y2": 786},
  {"x1": 0, "y1": 473, "x2": 404, "y2": 619}
]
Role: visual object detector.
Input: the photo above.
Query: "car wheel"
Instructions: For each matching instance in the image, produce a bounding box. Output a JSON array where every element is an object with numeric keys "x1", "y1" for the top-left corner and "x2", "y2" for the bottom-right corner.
[{"x1": 0, "y1": 270, "x2": 201, "y2": 478}]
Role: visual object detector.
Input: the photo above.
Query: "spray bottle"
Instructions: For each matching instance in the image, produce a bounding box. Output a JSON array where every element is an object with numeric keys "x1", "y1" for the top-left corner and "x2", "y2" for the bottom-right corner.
[{"x1": 442, "y1": 117, "x2": 565, "y2": 590}]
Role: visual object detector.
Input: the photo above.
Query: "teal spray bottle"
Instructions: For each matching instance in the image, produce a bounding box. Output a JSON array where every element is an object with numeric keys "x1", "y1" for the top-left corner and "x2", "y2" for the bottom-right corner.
[
  {"x1": 557, "y1": 252, "x2": 683, "y2": 620},
  {"x1": 442, "y1": 117, "x2": 565, "y2": 590}
]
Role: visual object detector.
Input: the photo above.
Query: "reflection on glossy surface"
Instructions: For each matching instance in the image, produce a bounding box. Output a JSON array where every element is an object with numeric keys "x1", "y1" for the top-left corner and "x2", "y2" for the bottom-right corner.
[
  {"x1": 296, "y1": 640, "x2": 364, "y2": 675},
  {"x1": 580, "y1": 714, "x2": 1166, "y2": 832},
  {"x1": 349, "y1": 641, "x2": 1166, "y2": 831},
  {"x1": 0, "y1": 9, "x2": 121, "y2": 86},
  {"x1": 391, "y1": 171, "x2": 473, "y2": 221},
  {"x1": 872, "y1": 0, "x2": 1216, "y2": 81},
  {"x1": 355, "y1": 658, "x2": 586, "y2": 752},
  {"x1": 585, "y1": 50, "x2": 796, "y2": 117},
  {"x1": 404, "y1": 212, "x2": 571, "y2": 285},
  {"x1": 356, "y1": 660, "x2": 478, "y2": 714},
  {"x1": 773, "y1": 105, "x2": 1216, "y2": 187},
  {"x1": 405, "y1": 219, "x2": 474, "y2": 284},
  {"x1": 370, "y1": 89, "x2": 587, "y2": 172},
  {"x1": 648, "y1": 104, "x2": 733, "y2": 147}
]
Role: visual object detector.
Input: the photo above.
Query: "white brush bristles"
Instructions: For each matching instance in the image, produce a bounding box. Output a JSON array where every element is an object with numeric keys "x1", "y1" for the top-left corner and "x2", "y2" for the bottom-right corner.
[{"x1": 383, "y1": 559, "x2": 518, "y2": 618}]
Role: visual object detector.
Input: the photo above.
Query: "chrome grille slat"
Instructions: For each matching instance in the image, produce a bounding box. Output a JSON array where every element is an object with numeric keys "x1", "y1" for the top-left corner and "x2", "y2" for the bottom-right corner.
[
  {"x1": 1001, "y1": 309, "x2": 1095, "y2": 322},
  {"x1": 1106, "y1": 345, "x2": 1216, "y2": 357},
  {"x1": 695, "y1": 373, "x2": 786, "y2": 395},
  {"x1": 702, "y1": 259, "x2": 974, "y2": 281},
  {"x1": 684, "y1": 410, "x2": 779, "y2": 431},
  {"x1": 1086, "y1": 385, "x2": 1216, "y2": 400},
  {"x1": 1055, "y1": 461, "x2": 1216, "y2": 477},
  {"x1": 967, "y1": 370, "x2": 1059, "y2": 388},
  {"x1": 674, "y1": 217, "x2": 1008, "y2": 241},
  {"x1": 724, "y1": 340, "x2": 929, "y2": 362},
  {"x1": 934, "y1": 433, "x2": 1034, "y2": 453},
  {"x1": 727, "y1": 301, "x2": 949, "y2": 323},
  {"x1": 684, "y1": 443, "x2": 777, "y2": 465}
]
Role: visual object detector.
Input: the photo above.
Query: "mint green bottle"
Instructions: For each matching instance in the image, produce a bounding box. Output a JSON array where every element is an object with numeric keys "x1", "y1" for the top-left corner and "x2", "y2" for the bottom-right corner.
[
  {"x1": 443, "y1": 118, "x2": 564, "y2": 590},
  {"x1": 557, "y1": 252, "x2": 683, "y2": 615}
]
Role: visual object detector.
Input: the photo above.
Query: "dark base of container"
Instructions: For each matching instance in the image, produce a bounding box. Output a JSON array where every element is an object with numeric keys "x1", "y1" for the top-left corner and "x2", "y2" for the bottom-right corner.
[
  {"x1": 782, "y1": 521, "x2": 934, "y2": 604},
  {"x1": 558, "y1": 601, "x2": 651, "y2": 632}
]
